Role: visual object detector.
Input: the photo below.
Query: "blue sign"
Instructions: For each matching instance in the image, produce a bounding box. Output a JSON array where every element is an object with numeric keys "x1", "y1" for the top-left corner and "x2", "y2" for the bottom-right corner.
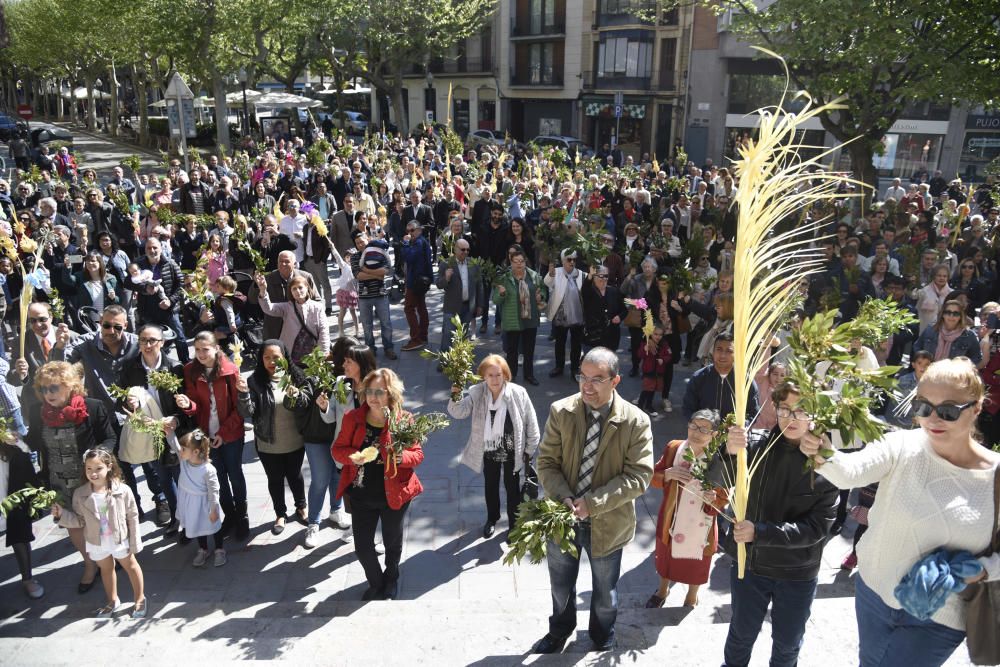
[{"x1": 614, "y1": 104, "x2": 623, "y2": 119}]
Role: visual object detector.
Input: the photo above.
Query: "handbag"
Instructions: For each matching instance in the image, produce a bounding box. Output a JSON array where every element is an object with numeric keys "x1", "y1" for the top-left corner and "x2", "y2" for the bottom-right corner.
[
  {"x1": 289, "y1": 304, "x2": 318, "y2": 364},
  {"x1": 623, "y1": 307, "x2": 642, "y2": 328},
  {"x1": 520, "y1": 452, "x2": 539, "y2": 500},
  {"x1": 961, "y1": 466, "x2": 1000, "y2": 665}
]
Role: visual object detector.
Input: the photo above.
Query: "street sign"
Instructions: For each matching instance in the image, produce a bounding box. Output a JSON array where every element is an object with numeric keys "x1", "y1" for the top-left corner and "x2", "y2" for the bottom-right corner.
[
  {"x1": 16, "y1": 104, "x2": 32, "y2": 120},
  {"x1": 614, "y1": 104, "x2": 623, "y2": 119},
  {"x1": 165, "y1": 72, "x2": 194, "y2": 100}
]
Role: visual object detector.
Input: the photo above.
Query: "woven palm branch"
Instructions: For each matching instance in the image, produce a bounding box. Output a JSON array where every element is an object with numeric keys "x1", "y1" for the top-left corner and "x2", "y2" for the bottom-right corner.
[{"x1": 729, "y1": 47, "x2": 865, "y2": 579}]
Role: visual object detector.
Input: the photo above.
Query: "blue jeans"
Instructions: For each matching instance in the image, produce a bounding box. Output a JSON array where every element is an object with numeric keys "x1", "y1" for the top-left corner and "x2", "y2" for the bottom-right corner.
[
  {"x1": 210, "y1": 439, "x2": 247, "y2": 509},
  {"x1": 855, "y1": 576, "x2": 965, "y2": 667},
  {"x1": 162, "y1": 311, "x2": 190, "y2": 363},
  {"x1": 546, "y1": 522, "x2": 623, "y2": 646},
  {"x1": 359, "y1": 296, "x2": 394, "y2": 353},
  {"x1": 723, "y1": 564, "x2": 818, "y2": 667},
  {"x1": 304, "y1": 441, "x2": 342, "y2": 524},
  {"x1": 151, "y1": 459, "x2": 179, "y2": 515},
  {"x1": 439, "y1": 303, "x2": 472, "y2": 354}
]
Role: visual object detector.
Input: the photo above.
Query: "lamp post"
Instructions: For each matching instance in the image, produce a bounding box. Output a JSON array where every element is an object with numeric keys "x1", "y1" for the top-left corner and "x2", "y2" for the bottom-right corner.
[
  {"x1": 425, "y1": 70, "x2": 435, "y2": 126},
  {"x1": 238, "y1": 68, "x2": 250, "y2": 140}
]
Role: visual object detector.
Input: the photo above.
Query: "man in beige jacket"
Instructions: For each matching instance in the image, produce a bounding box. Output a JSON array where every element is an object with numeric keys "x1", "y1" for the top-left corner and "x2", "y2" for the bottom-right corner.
[{"x1": 533, "y1": 347, "x2": 654, "y2": 654}]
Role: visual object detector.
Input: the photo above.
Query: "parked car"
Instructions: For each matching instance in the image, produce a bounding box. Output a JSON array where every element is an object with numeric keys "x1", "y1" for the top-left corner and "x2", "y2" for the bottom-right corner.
[
  {"x1": 409, "y1": 121, "x2": 450, "y2": 142},
  {"x1": 468, "y1": 129, "x2": 506, "y2": 148},
  {"x1": 0, "y1": 114, "x2": 27, "y2": 142},
  {"x1": 29, "y1": 124, "x2": 73, "y2": 159},
  {"x1": 532, "y1": 135, "x2": 595, "y2": 159}
]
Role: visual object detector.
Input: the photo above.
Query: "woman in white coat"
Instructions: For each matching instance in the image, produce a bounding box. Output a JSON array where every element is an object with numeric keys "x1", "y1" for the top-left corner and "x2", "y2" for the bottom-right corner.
[
  {"x1": 544, "y1": 248, "x2": 586, "y2": 378},
  {"x1": 448, "y1": 354, "x2": 540, "y2": 539}
]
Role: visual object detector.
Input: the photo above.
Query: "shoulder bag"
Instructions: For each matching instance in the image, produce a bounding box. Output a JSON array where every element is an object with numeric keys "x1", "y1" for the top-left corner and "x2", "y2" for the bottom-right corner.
[
  {"x1": 961, "y1": 465, "x2": 1000, "y2": 665},
  {"x1": 289, "y1": 303, "x2": 319, "y2": 365},
  {"x1": 520, "y1": 451, "x2": 539, "y2": 501}
]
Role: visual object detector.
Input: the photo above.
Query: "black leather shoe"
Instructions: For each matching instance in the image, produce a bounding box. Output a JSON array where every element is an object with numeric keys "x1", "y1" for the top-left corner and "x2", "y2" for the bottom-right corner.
[
  {"x1": 524, "y1": 376, "x2": 539, "y2": 386},
  {"x1": 383, "y1": 580, "x2": 399, "y2": 600},
  {"x1": 590, "y1": 637, "x2": 616, "y2": 652},
  {"x1": 361, "y1": 586, "x2": 385, "y2": 601},
  {"x1": 532, "y1": 634, "x2": 568, "y2": 654},
  {"x1": 77, "y1": 569, "x2": 99, "y2": 594},
  {"x1": 548, "y1": 368, "x2": 563, "y2": 378},
  {"x1": 483, "y1": 522, "x2": 496, "y2": 538}
]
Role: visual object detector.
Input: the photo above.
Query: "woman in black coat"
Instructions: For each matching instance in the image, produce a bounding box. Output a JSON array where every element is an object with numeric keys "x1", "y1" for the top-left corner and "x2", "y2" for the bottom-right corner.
[
  {"x1": 1, "y1": 442, "x2": 44, "y2": 598},
  {"x1": 25, "y1": 361, "x2": 117, "y2": 593},
  {"x1": 581, "y1": 264, "x2": 627, "y2": 353}
]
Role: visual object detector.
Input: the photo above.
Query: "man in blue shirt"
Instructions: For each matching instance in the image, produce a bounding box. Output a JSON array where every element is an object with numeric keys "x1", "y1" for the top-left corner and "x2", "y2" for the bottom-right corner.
[{"x1": 401, "y1": 222, "x2": 433, "y2": 351}]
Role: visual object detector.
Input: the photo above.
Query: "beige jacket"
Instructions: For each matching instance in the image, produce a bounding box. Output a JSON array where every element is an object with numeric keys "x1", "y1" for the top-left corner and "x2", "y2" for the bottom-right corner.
[
  {"x1": 537, "y1": 391, "x2": 653, "y2": 557},
  {"x1": 58, "y1": 481, "x2": 142, "y2": 555}
]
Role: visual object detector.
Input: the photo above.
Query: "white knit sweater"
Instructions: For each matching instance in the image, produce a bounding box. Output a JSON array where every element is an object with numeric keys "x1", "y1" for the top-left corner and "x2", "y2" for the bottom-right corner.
[{"x1": 820, "y1": 429, "x2": 1000, "y2": 631}]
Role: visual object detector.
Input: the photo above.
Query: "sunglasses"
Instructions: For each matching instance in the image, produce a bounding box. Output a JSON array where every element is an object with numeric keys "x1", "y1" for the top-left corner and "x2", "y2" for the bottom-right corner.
[
  {"x1": 28, "y1": 317, "x2": 49, "y2": 324},
  {"x1": 39, "y1": 384, "x2": 62, "y2": 395},
  {"x1": 364, "y1": 388, "x2": 387, "y2": 398},
  {"x1": 101, "y1": 322, "x2": 125, "y2": 332},
  {"x1": 942, "y1": 310, "x2": 962, "y2": 317},
  {"x1": 911, "y1": 399, "x2": 975, "y2": 422}
]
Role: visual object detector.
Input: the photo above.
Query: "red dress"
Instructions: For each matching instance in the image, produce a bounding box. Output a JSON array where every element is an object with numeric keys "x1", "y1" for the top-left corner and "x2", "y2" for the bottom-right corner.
[{"x1": 652, "y1": 440, "x2": 727, "y2": 584}]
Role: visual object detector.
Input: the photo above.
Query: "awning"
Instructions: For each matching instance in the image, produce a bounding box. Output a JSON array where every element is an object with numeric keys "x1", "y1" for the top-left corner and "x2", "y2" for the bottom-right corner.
[{"x1": 584, "y1": 102, "x2": 646, "y2": 119}]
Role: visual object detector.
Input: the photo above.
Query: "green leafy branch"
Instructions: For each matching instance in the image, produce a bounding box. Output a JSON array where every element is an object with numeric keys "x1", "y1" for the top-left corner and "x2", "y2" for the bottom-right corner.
[
  {"x1": 420, "y1": 315, "x2": 480, "y2": 401},
  {"x1": 1, "y1": 485, "x2": 62, "y2": 519},
  {"x1": 300, "y1": 347, "x2": 349, "y2": 404},
  {"x1": 147, "y1": 369, "x2": 183, "y2": 394},
  {"x1": 503, "y1": 498, "x2": 579, "y2": 565},
  {"x1": 683, "y1": 413, "x2": 737, "y2": 491}
]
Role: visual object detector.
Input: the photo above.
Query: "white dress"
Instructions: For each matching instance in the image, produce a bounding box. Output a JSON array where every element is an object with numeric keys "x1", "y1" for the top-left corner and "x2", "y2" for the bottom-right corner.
[{"x1": 176, "y1": 459, "x2": 222, "y2": 537}]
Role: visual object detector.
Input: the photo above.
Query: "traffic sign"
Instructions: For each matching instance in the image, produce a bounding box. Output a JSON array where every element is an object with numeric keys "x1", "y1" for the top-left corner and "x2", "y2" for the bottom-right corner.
[
  {"x1": 16, "y1": 104, "x2": 32, "y2": 120},
  {"x1": 614, "y1": 104, "x2": 623, "y2": 119},
  {"x1": 165, "y1": 72, "x2": 195, "y2": 100}
]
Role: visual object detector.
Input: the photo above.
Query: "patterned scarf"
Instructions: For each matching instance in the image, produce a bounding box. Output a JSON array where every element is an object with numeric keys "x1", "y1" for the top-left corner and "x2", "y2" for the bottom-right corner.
[{"x1": 42, "y1": 394, "x2": 89, "y2": 428}]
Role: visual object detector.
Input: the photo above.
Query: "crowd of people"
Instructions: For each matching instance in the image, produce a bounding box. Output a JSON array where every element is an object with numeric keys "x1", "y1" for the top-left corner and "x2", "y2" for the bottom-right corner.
[{"x1": 0, "y1": 125, "x2": 998, "y2": 664}]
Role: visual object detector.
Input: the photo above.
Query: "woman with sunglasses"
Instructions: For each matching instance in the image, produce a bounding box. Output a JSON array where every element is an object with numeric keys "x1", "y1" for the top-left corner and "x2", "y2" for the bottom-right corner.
[
  {"x1": 24, "y1": 361, "x2": 116, "y2": 594},
  {"x1": 646, "y1": 408, "x2": 727, "y2": 609},
  {"x1": 800, "y1": 358, "x2": 1000, "y2": 666},
  {"x1": 332, "y1": 368, "x2": 424, "y2": 600},
  {"x1": 950, "y1": 258, "x2": 986, "y2": 309},
  {"x1": 914, "y1": 299, "x2": 982, "y2": 364}
]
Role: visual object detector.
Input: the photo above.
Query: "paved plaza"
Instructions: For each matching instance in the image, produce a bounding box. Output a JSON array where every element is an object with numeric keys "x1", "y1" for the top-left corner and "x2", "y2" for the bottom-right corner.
[{"x1": 0, "y1": 132, "x2": 977, "y2": 666}]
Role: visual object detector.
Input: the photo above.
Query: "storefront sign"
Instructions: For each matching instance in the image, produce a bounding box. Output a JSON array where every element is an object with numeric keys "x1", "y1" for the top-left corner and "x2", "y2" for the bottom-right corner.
[{"x1": 966, "y1": 115, "x2": 1000, "y2": 130}]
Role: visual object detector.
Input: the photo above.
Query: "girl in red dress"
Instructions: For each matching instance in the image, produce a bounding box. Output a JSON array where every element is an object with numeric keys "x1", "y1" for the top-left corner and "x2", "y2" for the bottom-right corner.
[{"x1": 646, "y1": 408, "x2": 728, "y2": 608}]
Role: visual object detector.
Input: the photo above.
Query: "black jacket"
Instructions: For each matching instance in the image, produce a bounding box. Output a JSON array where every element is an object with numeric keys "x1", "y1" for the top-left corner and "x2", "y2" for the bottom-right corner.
[
  {"x1": 26, "y1": 397, "x2": 118, "y2": 488},
  {"x1": 293, "y1": 379, "x2": 340, "y2": 443},
  {"x1": 709, "y1": 428, "x2": 838, "y2": 580},
  {"x1": 116, "y1": 354, "x2": 189, "y2": 429}
]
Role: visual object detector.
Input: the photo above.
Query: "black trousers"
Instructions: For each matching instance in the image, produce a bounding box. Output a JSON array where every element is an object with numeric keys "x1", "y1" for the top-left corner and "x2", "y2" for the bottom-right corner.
[
  {"x1": 483, "y1": 455, "x2": 520, "y2": 526},
  {"x1": 553, "y1": 324, "x2": 583, "y2": 373},
  {"x1": 257, "y1": 448, "x2": 306, "y2": 517},
  {"x1": 350, "y1": 497, "x2": 410, "y2": 591},
  {"x1": 628, "y1": 326, "x2": 643, "y2": 371},
  {"x1": 503, "y1": 328, "x2": 537, "y2": 379}
]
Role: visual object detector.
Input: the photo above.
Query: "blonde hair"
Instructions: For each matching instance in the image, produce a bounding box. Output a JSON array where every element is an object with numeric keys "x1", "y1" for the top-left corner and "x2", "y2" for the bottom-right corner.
[
  {"x1": 477, "y1": 354, "x2": 511, "y2": 382},
  {"x1": 919, "y1": 358, "x2": 984, "y2": 404},
  {"x1": 361, "y1": 368, "x2": 405, "y2": 415},
  {"x1": 34, "y1": 361, "x2": 86, "y2": 400}
]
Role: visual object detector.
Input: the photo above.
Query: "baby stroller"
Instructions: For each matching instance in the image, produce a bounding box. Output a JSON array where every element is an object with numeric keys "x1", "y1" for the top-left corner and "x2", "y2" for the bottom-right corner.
[{"x1": 230, "y1": 271, "x2": 263, "y2": 368}]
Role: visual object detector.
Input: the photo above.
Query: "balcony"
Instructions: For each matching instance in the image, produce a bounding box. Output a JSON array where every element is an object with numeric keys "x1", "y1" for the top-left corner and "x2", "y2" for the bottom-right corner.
[
  {"x1": 406, "y1": 56, "x2": 493, "y2": 76},
  {"x1": 509, "y1": 72, "x2": 564, "y2": 87},
  {"x1": 594, "y1": 2, "x2": 677, "y2": 28},
  {"x1": 582, "y1": 70, "x2": 677, "y2": 92},
  {"x1": 510, "y1": 22, "x2": 566, "y2": 40}
]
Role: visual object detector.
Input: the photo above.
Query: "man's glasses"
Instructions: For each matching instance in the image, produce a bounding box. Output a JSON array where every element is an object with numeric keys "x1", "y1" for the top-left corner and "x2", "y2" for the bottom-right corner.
[
  {"x1": 28, "y1": 317, "x2": 49, "y2": 325},
  {"x1": 576, "y1": 374, "x2": 611, "y2": 386},
  {"x1": 101, "y1": 322, "x2": 125, "y2": 332},
  {"x1": 912, "y1": 399, "x2": 975, "y2": 422}
]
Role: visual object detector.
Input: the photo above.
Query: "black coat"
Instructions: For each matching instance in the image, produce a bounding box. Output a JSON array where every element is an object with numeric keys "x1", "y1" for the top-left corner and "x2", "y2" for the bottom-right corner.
[
  {"x1": 26, "y1": 397, "x2": 118, "y2": 488},
  {"x1": 709, "y1": 428, "x2": 838, "y2": 581}
]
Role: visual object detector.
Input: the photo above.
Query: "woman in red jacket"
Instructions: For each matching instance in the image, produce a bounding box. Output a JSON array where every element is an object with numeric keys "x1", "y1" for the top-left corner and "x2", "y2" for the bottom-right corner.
[
  {"x1": 332, "y1": 368, "x2": 423, "y2": 601},
  {"x1": 176, "y1": 332, "x2": 251, "y2": 540}
]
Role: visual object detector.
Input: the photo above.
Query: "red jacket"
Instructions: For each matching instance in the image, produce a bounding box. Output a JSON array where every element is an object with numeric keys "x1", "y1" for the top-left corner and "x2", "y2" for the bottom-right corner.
[
  {"x1": 181, "y1": 355, "x2": 248, "y2": 442},
  {"x1": 332, "y1": 405, "x2": 424, "y2": 510}
]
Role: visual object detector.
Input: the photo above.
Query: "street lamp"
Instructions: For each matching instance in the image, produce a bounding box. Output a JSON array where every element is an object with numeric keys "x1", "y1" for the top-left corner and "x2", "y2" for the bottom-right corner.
[
  {"x1": 425, "y1": 70, "x2": 435, "y2": 125},
  {"x1": 238, "y1": 68, "x2": 251, "y2": 141}
]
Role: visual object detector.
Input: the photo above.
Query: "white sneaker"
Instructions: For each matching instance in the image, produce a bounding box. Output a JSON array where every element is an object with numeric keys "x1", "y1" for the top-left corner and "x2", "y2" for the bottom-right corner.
[
  {"x1": 332, "y1": 508, "x2": 352, "y2": 529},
  {"x1": 304, "y1": 523, "x2": 320, "y2": 549},
  {"x1": 341, "y1": 528, "x2": 353, "y2": 543},
  {"x1": 213, "y1": 549, "x2": 227, "y2": 567},
  {"x1": 374, "y1": 540, "x2": 384, "y2": 555},
  {"x1": 192, "y1": 548, "x2": 209, "y2": 568},
  {"x1": 662, "y1": 399, "x2": 673, "y2": 413}
]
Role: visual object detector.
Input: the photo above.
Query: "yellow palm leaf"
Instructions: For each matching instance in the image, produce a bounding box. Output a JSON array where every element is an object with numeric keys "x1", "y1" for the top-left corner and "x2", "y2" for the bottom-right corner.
[{"x1": 729, "y1": 47, "x2": 865, "y2": 579}]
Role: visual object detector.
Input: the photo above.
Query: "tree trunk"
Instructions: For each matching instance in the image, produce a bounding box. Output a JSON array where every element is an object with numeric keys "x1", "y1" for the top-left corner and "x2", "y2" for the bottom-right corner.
[
  {"x1": 109, "y1": 64, "x2": 119, "y2": 137},
  {"x1": 846, "y1": 141, "x2": 879, "y2": 211},
  {"x1": 389, "y1": 74, "x2": 408, "y2": 136},
  {"x1": 211, "y1": 68, "x2": 230, "y2": 154},
  {"x1": 134, "y1": 65, "x2": 149, "y2": 148},
  {"x1": 57, "y1": 78, "x2": 66, "y2": 121},
  {"x1": 85, "y1": 76, "x2": 97, "y2": 132}
]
